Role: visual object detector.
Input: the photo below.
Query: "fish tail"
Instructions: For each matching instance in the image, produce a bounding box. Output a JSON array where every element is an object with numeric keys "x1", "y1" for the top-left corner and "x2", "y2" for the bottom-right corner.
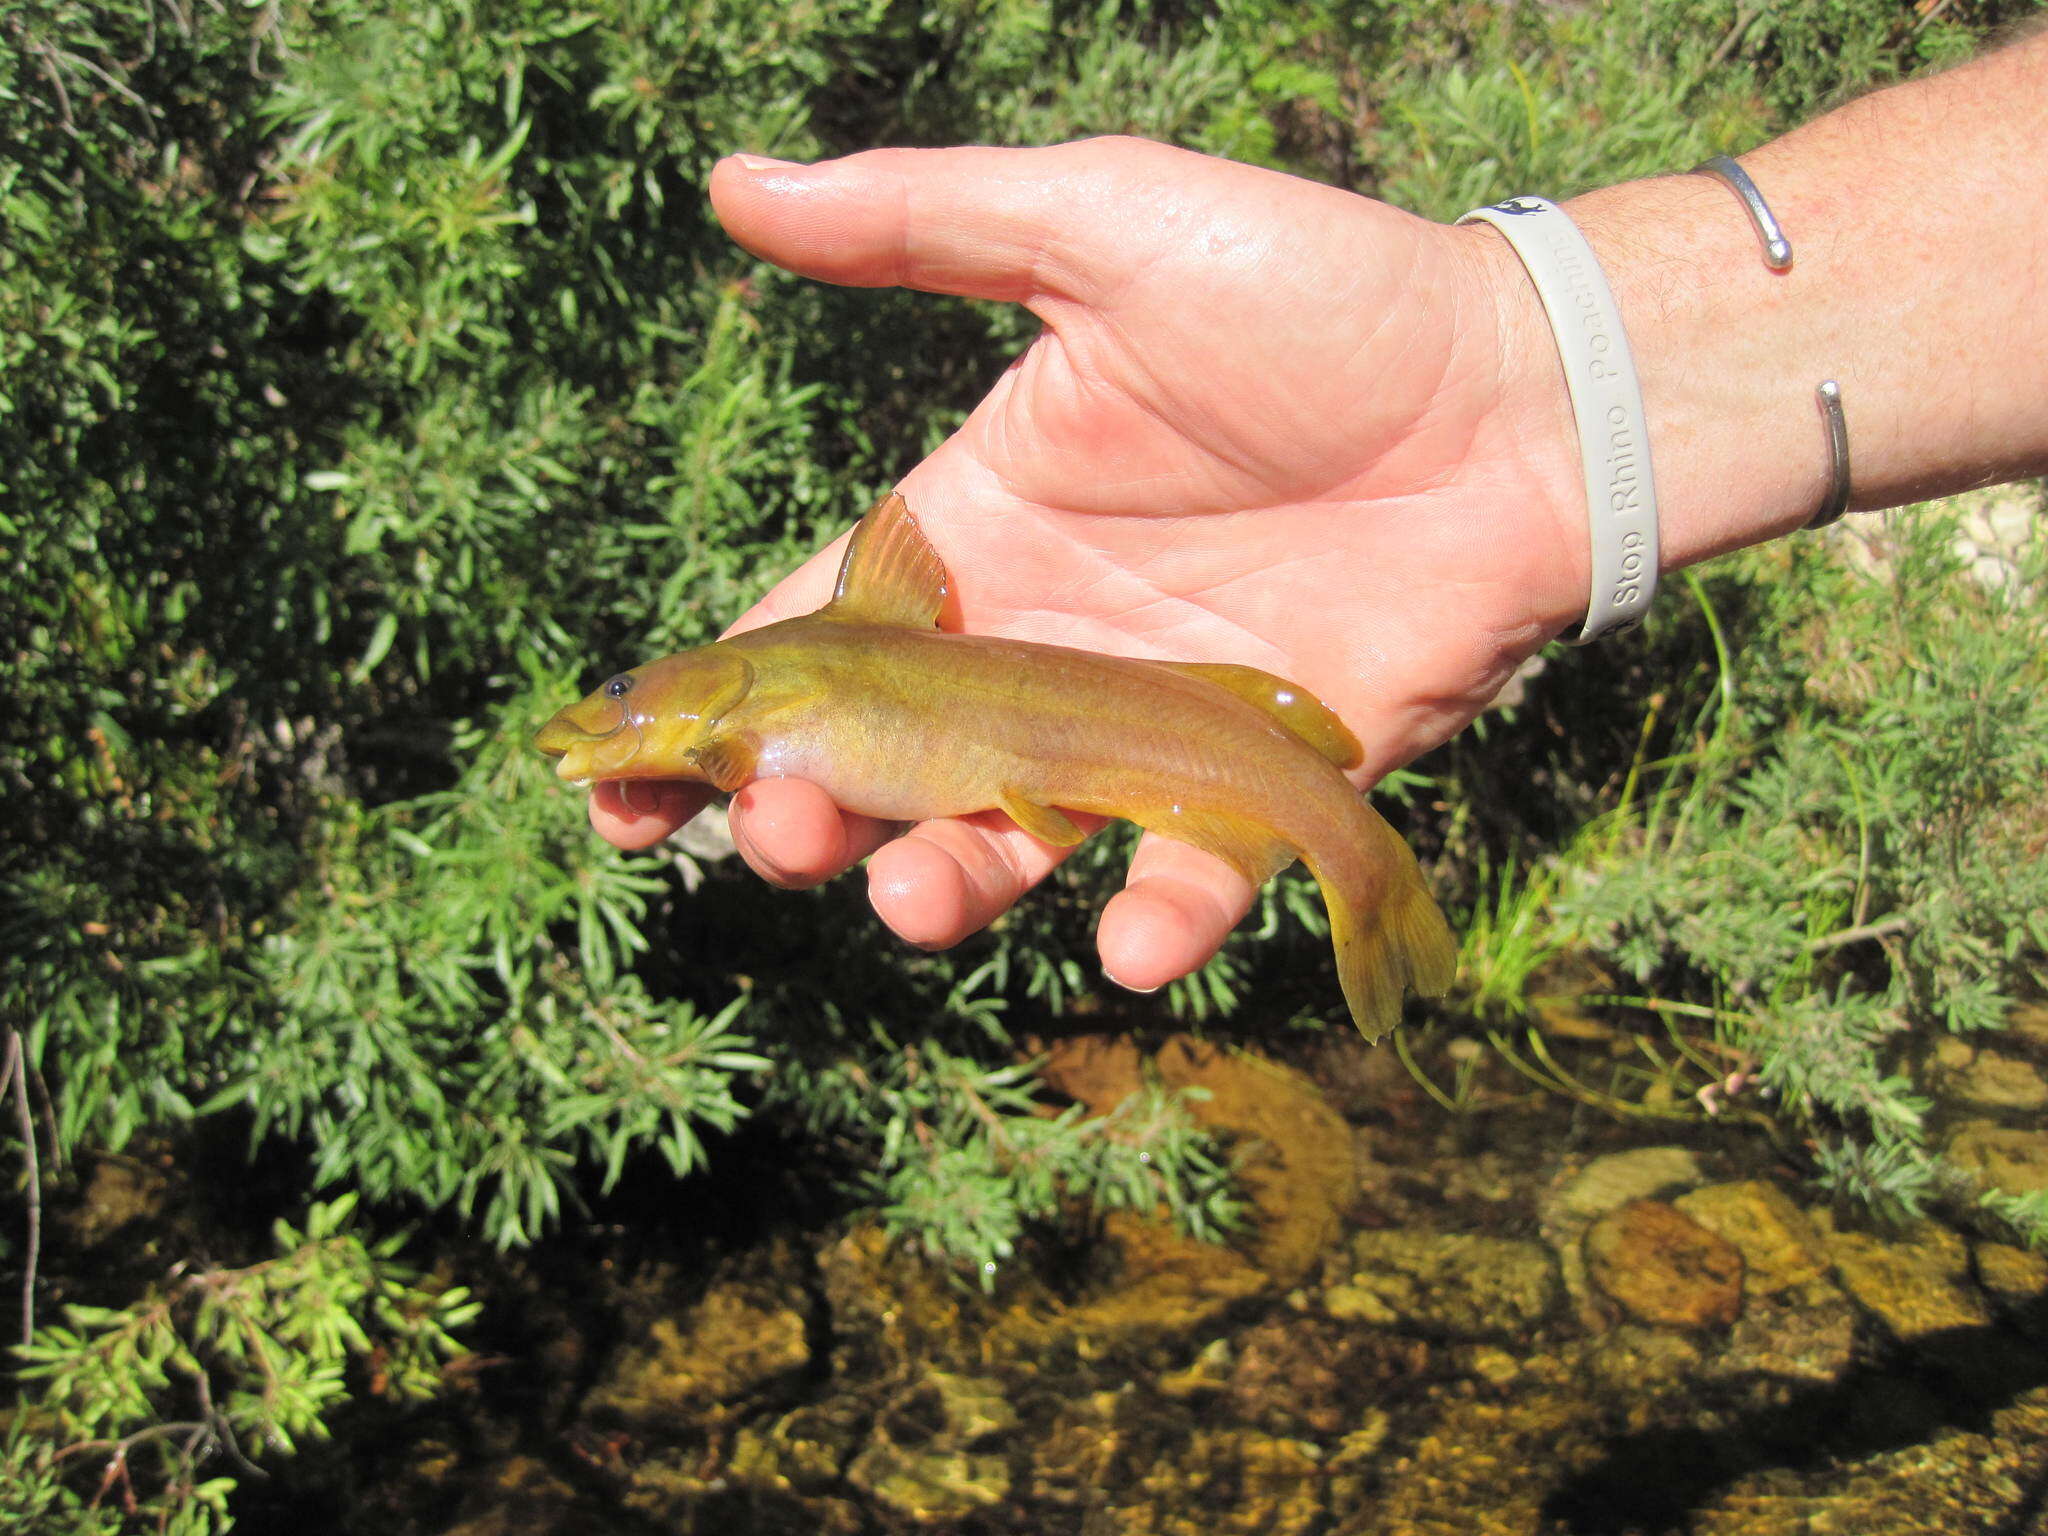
[{"x1": 1310, "y1": 831, "x2": 1457, "y2": 1042}]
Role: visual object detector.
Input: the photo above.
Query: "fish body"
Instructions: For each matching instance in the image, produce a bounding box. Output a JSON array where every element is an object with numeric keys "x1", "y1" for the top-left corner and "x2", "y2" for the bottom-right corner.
[{"x1": 538, "y1": 494, "x2": 1455, "y2": 1037}]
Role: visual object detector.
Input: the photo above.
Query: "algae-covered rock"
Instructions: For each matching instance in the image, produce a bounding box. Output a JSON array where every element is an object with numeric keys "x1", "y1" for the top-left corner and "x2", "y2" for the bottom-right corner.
[
  {"x1": 1675, "y1": 1180, "x2": 1830, "y2": 1298},
  {"x1": 999, "y1": 1034, "x2": 1361, "y2": 1360},
  {"x1": 1710, "y1": 1292, "x2": 1858, "y2": 1386},
  {"x1": 1040, "y1": 1033, "x2": 1357, "y2": 1284},
  {"x1": 58, "y1": 1155, "x2": 173, "y2": 1248},
  {"x1": 1120, "y1": 1429, "x2": 1324, "y2": 1536},
  {"x1": 1584, "y1": 1200, "x2": 1744, "y2": 1329},
  {"x1": 817, "y1": 1224, "x2": 973, "y2": 1378},
  {"x1": 2007, "y1": 1002, "x2": 2048, "y2": 1048},
  {"x1": 1361, "y1": 1391, "x2": 1606, "y2": 1536},
  {"x1": 844, "y1": 1371, "x2": 1020, "y2": 1522},
  {"x1": 582, "y1": 1251, "x2": 811, "y2": 1432},
  {"x1": 1328, "y1": 1229, "x2": 1559, "y2": 1338},
  {"x1": 1974, "y1": 1240, "x2": 2048, "y2": 1332},
  {"x1": 1221, "y1": 1314, "x2": 1420, "y2": 1436},
  {"x1": 1157, "y1": 1336, "x2": 1234, "y2": 1399},
  {"x1": 1931, "y1": 1036, "x2": 2048, "y2": 1112},
  {"x1": 1546, "y1": 1147, "x2": 1706, "y2": 1227},
  {"x1": 733, "y1": 1398, "x2": 872, "y2": 1493},
  {"x1": 845, "y1": 1441, "x2": 1011, "y2": 1522},
  {"x1": 1825, "y1": 1221, "x2": 1991, "y2": 1341},
  {"x1": 1027, "y1": 1395, "x2": 1125, "y2": 1509},
  {"x1": 1582, "y1": 1322, "x2": 1705, "y2": 1393},
  {"x1": 879, "y1": 1371, "x2": 1019, "y2": 1447},
  {"x1": 1541, "y1": 1146, "x2": 1706, "y2": 1324},
  {"x1": 1946, "y1": 1120, "x2": 2048, "y2": 1194}
]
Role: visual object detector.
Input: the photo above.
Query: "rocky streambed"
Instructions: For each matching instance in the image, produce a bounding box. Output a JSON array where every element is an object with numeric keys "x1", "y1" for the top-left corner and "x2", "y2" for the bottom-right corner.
[{"x1": 283, "y1": 1025, "x2": 2048, "y2": 1536}]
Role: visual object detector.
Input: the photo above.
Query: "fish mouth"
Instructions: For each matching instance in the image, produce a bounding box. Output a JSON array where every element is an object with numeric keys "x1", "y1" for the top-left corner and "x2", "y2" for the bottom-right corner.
[{"x1": 535, "y1": 712, "x2": 610, "y2": 783}]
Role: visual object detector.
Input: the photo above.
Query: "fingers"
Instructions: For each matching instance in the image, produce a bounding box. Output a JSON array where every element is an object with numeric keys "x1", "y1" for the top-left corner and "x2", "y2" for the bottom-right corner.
[
  {"x1": 1097, "y1": 833, "x2": 1255, "y2": 992},
  {"x1": 590, "y1": 779, "x2": 714, "y2": 850},
  {"x1": 866, "y1": 809, "x2": 1103, "y2": 949},
  {"x1": 727, "y1": 778, "x2": 897, "y2": 888},
  {"x1": 595, "y1": 774, "x2": 1248, "y2": 996},
  {"x1": 709, "y1": 139, "x2": 1194, "y2": 307}
]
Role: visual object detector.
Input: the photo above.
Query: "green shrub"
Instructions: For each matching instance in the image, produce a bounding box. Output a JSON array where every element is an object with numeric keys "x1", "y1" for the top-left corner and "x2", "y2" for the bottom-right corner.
[
  {"x1": 5, "y1": 0, "x2": 2042, "y2": 1526},
  {"x1": 1552, "y1": 501, "x2": 2048, "y2": 1231}
]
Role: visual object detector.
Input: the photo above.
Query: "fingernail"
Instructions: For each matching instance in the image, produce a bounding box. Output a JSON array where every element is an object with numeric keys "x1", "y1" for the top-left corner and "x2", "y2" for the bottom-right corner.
[
  {"x1": 732, "y1": 153, "x2": 802, "y2": 172},
  {"x1": 728, "y1": 819, "x2": 793, "y2": 886},
  {"x1": 1105, "y1": 967, "x2": 1163, "y2": 996},
  {"x1": 621, "y1": 781, "x2": 661, "y2": 815}
]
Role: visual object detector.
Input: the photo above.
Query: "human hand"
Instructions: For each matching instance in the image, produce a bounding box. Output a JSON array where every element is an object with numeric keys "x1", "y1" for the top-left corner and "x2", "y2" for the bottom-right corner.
[{"x1": 592, "y1": 137, "x2": 1588, "y2": 990}]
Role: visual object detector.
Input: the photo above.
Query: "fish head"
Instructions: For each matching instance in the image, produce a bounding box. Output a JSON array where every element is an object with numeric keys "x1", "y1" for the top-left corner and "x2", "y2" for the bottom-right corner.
[{"x1": 534, "y1": 645, "x2": 754, "y2": 784}]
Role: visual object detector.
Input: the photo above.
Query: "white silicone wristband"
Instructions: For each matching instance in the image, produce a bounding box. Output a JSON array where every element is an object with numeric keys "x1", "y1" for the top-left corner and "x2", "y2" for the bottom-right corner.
[{"x1": 1459, "y1": 196, "x2": 1659, "y2": 644}]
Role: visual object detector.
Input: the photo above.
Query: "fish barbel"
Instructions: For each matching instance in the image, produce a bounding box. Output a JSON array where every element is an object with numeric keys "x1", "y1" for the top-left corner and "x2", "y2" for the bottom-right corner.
[{"x1": 537, "y1": 493, "x2": 1455, "y2": 1038}]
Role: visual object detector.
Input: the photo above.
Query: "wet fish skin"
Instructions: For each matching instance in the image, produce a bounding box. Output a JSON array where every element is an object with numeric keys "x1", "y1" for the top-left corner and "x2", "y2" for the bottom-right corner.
[{"x1": 537, "y1": 494, "x2": 1456, "y2": 1038}]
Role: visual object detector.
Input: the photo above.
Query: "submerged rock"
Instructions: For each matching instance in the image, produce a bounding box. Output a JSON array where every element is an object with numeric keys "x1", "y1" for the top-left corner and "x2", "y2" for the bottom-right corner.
[
  {"x1": 1946, "y1": 1119, "x2": 2048, "y2": 1195},
  {"x1": 845, "y1": 1440, "x2": 1011, "y2": 1522},
  {"x1": 1542, "y1": 1146, "x2": 1706, "y2": 1324},
  {"x1": 436, "y1": 1455, "x2": 582, "y2": 1536},
  {"x1": 1975, "y1": 1240, "x2": 2048, "y2": 1334},
  {"x1": 1546, "y1": 1146, "x2": 1706, "y2": 1226},
  {"x1": 729, "y1": 1398, "x2": 869, "y2": 1495},
  {"x1": 1825, "y1": 1221, "x2": 1991, "y2": 1341},
  {"x1": 1327, "y1": 1229, "x2": 1559, "y2": 1338},
  {"x1": 582, "y1": 1248, "x2": 812, "y2": 1433},
  {"x1": 839, "y1": 1372, "x2": 1023, "y2": 1521},
  {"x1": 1039, "y1": 1033, "x2": 1357, "y2": 1284},
  {"x1": 1675, "y1": 1180, "x2": 1830, "y2": 1298},
  {"x1": 1584, "y1": 1200, "x2": 1744, "y2": 1329},
  {"x1": 2007, "y1": 1002, "x2": 2048, "y2": 1048},
  {"x1": 1362, "y1": 1391, "x2": 1606, "y2": 1536},
  {"x1": 1120, "y1": 1429, "x2": 1324, "y2": 1536},
  {"x1": 1931, "y1": 1035, "x2": 2048, "y2": 1112},
  {"x1": 1710, "y1": 1292, "x2": 1859, "y2": 1386},
  {"x1": 1582, "y1": 1323, "x2": 1705, "y2": 1393}
]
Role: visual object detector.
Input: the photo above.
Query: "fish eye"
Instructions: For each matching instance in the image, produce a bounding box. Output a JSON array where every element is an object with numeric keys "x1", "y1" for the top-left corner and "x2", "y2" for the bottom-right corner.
[{"x1": 603, "y1": 674, "x2": 633, "y2": 699}]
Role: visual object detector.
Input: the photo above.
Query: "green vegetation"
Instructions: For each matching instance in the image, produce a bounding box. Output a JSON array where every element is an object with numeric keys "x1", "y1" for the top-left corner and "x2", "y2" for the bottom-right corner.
[{"x1": 4, "y1": 0, "x2": 2044, "y2": 1527}]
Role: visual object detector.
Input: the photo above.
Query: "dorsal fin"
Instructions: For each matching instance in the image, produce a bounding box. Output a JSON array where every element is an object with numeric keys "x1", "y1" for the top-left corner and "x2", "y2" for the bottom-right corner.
[
  {"x1": 1158, "y1": 662, "x2": 1363, "y2": 770},
  {"x1": 828, "y1": 492, "x2": 948, "y2": 628}
]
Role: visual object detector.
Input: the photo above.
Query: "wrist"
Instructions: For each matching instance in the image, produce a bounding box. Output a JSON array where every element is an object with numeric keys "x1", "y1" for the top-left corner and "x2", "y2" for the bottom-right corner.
[
  {"x1": 1563, "y1": 172, "x2": 1832, "y2": 571},
  {"x1": 1442, "y1": 217, "x2": 1599, "y2": 638}
]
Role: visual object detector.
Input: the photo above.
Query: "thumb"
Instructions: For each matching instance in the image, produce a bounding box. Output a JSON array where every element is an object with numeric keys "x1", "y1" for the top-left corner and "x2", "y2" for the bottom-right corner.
[{"x1": 708, "y1": 139, "x2": 1194, "y2": 306}]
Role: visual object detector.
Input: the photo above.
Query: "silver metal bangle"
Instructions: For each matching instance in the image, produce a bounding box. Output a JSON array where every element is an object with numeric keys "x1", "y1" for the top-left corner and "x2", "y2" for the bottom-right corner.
[
  {"x1": 1809, "y1": 380, "x2": 1851, "y2": 529},
  {"x1": 1692, "y1": 154, "x2": 1852, "y2": 530},
  {"x1": 1694, "y1": 154, "x2": 1793, "y2": 270}
]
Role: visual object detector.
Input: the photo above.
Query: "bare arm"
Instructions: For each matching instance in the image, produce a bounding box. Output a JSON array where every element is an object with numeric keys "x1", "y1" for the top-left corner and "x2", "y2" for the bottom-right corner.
[
  {"x1": 599, "y1": 30, "x2": 2048, "y2": 992},
  {"x1": 1508, "y1": 29, "x2": 2048, "y2": 586}
]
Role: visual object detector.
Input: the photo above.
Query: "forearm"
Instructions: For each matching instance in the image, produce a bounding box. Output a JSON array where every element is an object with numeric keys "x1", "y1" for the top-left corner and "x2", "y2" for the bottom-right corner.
[{"x1": 1477, "y1": 29, "x2": 2048, "y2": 587}]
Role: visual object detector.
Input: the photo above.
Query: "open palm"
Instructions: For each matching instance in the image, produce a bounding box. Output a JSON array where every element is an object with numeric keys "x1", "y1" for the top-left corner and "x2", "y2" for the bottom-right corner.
[{"x1": 592, "y1": 138, "x2": 1583, "y2": 990}]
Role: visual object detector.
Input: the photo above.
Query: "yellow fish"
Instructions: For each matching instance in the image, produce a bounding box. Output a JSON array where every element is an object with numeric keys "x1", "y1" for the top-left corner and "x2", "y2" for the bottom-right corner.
[{"x1": 537, "y1": 494, "x2": 1455, "y2": 1038}]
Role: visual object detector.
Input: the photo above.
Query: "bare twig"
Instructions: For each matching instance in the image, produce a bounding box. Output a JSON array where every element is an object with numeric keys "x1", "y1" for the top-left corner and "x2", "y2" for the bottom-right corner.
[
  {"x1": 1806, "y1": 915, "x2": 1913, "y2": 954},
  {"x1": 4, "y1": 1026, "x2": 40, "y2": 1349},
  {"x1": 1706, "y1": 6, "x2": 1759, "y2": 72}
]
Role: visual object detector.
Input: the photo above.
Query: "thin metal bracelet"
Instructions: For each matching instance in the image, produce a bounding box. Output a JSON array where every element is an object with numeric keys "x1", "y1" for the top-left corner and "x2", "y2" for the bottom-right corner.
[
  {"x1": 1695, "y1": 154, "x2": 1792, "y2": 269},
  {"x1": 1693, "y1": 154, "x2": 1852, "y2": 529},
  {"x1": 1810, "y1": 380, "x2": 1851, "y2": 529}
]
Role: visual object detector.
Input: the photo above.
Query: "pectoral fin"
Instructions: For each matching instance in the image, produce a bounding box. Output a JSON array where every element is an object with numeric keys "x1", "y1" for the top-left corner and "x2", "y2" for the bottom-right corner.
[
  {"x1": 827, "y1": 492, "x2": 949, "y2": 629},
  {"x1": 1158, "y1": 662, "x2": 1363, "y2": 770},
  {"x1": 998, "y1": 791, "x2": 1087, "y2": 848},
  {"x1": 686, "y1": 734, "x2": 758, "y2": 794}
]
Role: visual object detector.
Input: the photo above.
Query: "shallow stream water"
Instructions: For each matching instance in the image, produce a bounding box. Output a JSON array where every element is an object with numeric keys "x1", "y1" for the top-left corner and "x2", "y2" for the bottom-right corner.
[{"x1": 240, "y1": 1020, "x2": 2048, "y2": 1536}]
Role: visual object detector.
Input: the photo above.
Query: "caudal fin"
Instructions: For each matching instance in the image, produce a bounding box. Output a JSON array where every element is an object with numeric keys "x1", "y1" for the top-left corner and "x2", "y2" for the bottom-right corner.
[{"x1": 1313, "y1": 850, "x2": 1457, "y2": 1042}]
